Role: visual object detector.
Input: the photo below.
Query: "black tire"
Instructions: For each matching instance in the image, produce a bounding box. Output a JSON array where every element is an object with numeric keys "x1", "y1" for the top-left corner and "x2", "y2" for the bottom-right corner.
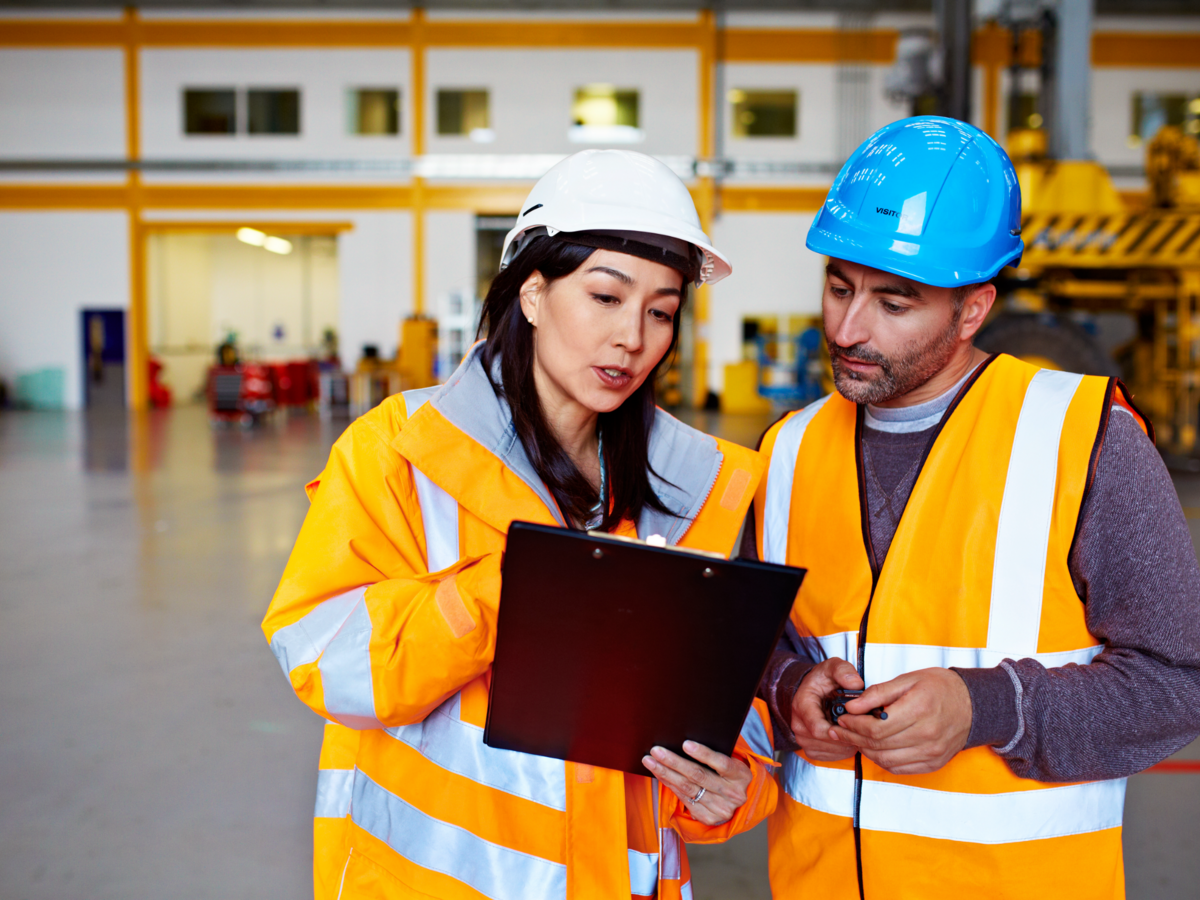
[{"x1": 975, "y1": 313, "x2": 1119, "y2": 377}]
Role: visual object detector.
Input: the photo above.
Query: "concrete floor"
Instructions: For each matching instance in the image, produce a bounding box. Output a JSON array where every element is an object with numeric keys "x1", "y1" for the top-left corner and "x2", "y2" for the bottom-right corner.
[{"x1": 0, "y1": 405, "x2": 1196, "y2": 900}]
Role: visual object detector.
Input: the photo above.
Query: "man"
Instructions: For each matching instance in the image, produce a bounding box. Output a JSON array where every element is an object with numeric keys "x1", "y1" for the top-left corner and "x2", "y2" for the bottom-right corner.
[{"x1": 754, "y1": 116, "x2": 1200, "y2": 899}]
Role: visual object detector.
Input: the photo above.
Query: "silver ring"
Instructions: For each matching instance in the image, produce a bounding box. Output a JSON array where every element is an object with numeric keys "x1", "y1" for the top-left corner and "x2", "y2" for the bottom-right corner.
[{"x1": 690, "y1": 786, "x2": 706, "y2": 804}]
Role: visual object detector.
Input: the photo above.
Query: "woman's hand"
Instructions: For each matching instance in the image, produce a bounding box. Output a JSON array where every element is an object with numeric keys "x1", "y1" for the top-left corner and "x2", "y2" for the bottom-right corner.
[{"x1": 641, "y1": 741, "x2": 752, "y2": 826}]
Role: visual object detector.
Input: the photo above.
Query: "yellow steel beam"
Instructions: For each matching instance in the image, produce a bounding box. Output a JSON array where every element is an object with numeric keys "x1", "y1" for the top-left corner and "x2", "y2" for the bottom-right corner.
[
  {"x1": 411, "y1": 8, "x2": 426, "y2": 316},
  {"x1": 139, "y1": 219, "x2": 354, "y2": 234},
  {"x1": 722, "y1": 28, "x2": 898, "y2": 63},
  {"x1": 123, "y1": 7, "x2": 148, "y2": 413},
  {"x1": 2, "y1": 15, "x2": 1198, "y2": 70}
]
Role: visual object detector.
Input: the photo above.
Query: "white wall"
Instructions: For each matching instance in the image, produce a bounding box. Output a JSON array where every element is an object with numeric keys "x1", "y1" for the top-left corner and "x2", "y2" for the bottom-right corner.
[
  {"x1": 721, "y1": 62, "x2": 909, "y2": 177},
  {"x1": 424, "y1": 210, "x2": 477, "y2": 378},
  {"x1": 0, "y1": 212, "x2": 129, "y2": 410},
  {"x1": 708, "y1": 211, "x2": 823, "y2": 392},
  {"x1": 425, "y1": 48, "x2": 698, "y2": 158},
  {"x1": 0, "y1": 49, "x2": 125, "y2": 158},
  {"x1": 338, "y1": 212, "x2": 413, "y2": 365},
  {"x1": 140, "y1": 48, "x2": 412, "y2": 177},
  {"x1": 1093, "y1": 67, "x2": 1200, "y2": 170}
]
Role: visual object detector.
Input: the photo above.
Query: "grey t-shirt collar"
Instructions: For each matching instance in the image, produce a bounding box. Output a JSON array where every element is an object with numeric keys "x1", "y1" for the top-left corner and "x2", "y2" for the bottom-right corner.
[{"x1": 864, "y1": 361, "x2": 982, "y2": 434}]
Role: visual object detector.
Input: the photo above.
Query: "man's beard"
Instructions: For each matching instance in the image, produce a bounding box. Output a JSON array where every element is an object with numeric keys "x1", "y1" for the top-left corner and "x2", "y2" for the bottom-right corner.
[{"x1": 827, "y1": 313, "x2": 961, "y2": 406}]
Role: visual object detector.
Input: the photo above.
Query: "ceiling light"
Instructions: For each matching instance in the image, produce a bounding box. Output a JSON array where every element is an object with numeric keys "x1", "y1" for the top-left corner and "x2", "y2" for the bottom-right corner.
[
  {"x1": 264, "y1": 236, "x2": 293, "y2": 255},
  {"x1": 237, "y1": 227, "x2": 266, "y2": 247}
]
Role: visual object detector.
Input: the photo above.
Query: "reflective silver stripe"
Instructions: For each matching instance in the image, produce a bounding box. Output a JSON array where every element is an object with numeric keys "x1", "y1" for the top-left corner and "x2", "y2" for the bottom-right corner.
[
  {"x1": 863, "y1": 642, "x2": 1102, "y2": 686},
  {"x1": 680, "y1": 880, "x2": 694, "y2": 900},
  {"x1": 385, "y1": 693, "x2": 567, "y2": 811},
  {"x1": 988, "y1": 369, "x2": 1085, "y2": 658},
  {"x1": 412, "y1": 466, "x2": 460, "y2": 573},
  {"x1": 813, "y1": 634, "x2": 1102, "y2": 685},
  {"x1": 404, "y1": 386, "x2": 461, "y2": 574},
  {"x1": 762, "y1": 394, "x2": 832, "y2": 564},
  {"x1": 318, "y1": 588, "x2": 383, "y2": 730},
  {"x1": 351, "y1": 770, "x2": 567, "y2": 900},
  {"x1": 781, "y1": 752, "x2": 855, "y2": 818},
  {"x1": 659, "y1": 828, "x2": 681, "y2": 880},
  {"x1": 268, "y1": 590, "x2": 362, "y2": 677},
  {"x1": 813, "y1": 630, "x2": 858, "y2": 666},
  {"x1": 628, "y1": 849, "x2": 658, "y2": 896},
  {"x1": 739, "y1": 706, "x2": 773, "y2": 758},
  {"x1": 315, "y1": 768, "x2": 354, "y2": 818},
  {"x1": 782, "y1": 754, "x2": 1126, "y2": 843}
]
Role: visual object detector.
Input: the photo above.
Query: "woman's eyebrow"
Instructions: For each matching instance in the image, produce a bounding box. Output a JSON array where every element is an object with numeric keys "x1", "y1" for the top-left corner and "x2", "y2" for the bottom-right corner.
[{"x1": 585, "y1": 265, "x2": 633, "y2": 285}]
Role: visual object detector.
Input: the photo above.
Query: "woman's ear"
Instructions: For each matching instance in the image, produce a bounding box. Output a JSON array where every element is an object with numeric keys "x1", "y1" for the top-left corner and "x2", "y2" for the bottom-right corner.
[{"x1": 519, "y1": 271, "x2": 545, "y2": 328}]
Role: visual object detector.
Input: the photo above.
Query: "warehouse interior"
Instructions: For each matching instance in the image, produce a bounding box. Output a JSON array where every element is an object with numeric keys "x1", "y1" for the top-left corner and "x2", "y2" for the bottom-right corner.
[{"x1": 3, "y1": 0, "x2": 1200, "y2": 898}]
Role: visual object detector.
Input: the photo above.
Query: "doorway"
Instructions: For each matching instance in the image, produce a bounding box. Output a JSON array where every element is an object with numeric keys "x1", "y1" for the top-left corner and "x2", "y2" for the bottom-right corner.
[
  {"x1": 82, "y1": 309, "x2": 126, "y2": 409},
  {"x1": 147, "y1": 229, "x2": 340, "y2": 404}
]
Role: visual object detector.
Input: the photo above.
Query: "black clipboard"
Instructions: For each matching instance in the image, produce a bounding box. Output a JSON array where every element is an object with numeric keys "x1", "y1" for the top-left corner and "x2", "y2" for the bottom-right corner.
[{"x1": 483, "y1": 521, "x2": 805, "y2": 775}]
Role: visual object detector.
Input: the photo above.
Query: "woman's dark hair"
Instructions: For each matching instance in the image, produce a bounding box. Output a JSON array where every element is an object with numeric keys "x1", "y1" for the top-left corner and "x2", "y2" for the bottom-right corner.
[{"x1": 478, "y1": 234, "x2": 687, "y2": 531}]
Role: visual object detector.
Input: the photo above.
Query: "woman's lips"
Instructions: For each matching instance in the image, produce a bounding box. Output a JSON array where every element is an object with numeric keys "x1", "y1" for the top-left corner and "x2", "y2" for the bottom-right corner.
[{"x1": 593, "y1": 366, "x2": 633, "y2": 389}]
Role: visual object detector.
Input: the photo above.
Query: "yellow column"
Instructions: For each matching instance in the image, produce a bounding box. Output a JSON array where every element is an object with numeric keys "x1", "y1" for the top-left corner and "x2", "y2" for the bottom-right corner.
[
  {"x1": 411, "y1": 7, "x2": 426, "y2": 317},
  {"x1": 974, "y1": 23, "x2": 1006, "y2": 140},
  {"x1": 124, "y1": 6, "x2": 148, "y2": 412},
  {"x1": 693, "y1": 9, "x2": 717, "y2": 408}
]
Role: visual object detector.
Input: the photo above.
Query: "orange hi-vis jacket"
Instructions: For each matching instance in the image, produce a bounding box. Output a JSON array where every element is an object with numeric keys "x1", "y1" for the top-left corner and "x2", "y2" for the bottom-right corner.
[
  {"x1": 262, "y1": 346, "x2": 778, "y2": 900},
  {"x1": 755, "y1": 354, "x2": 1150, "y2": 900}
]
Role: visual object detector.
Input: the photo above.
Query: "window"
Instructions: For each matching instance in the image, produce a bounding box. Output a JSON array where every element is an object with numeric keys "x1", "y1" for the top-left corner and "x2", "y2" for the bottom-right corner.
[
  {"x1": 437, "y1": 89, "x2": 492, "y2": 142},
  {"x1": 1130, "y1": 92, "x2": 1200, "y2": 145},
  {"x1": 729, "y1": 89, "x2": 798, "y2": 138},
  {"x1": 184, "y1": 89, "x2": 236, "y2": 135},
  {"x1": 1008, "y1": 93, "x2": 1043, "y2": 132},
  {"x1": 247, "y1": 89, "x2": 300, "y2": 135},
  {"x1": 348, "y1": 88, "x2": 400, "y2": 136},
  {"x1": 570, "y1": 84, "x2": 641, "y2": 144}
]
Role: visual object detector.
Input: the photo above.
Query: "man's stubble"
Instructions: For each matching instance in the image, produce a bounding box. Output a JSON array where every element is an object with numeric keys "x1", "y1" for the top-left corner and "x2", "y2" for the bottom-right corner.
[{"x1": 826, "y1": 308, "x2": 962, "y2": 406}]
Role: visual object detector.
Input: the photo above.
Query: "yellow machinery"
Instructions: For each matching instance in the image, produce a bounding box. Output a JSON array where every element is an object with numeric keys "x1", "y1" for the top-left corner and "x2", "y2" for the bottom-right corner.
[
  {"x1": 350, "y1": 315, "x2": 439, "y2": 415},
  {"x1": 983, "y1": 126, "x2": 1200, "y2": 452}
]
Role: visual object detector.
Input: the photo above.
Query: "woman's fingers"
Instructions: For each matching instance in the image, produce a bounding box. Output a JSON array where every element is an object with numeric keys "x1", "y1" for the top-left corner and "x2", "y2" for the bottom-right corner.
[
  {"x1": 682, "y1": 741, "x2": 750, "y2": 789},
  {"x1": 640, "y1": 743, "x2": 750, "y2": 827}
]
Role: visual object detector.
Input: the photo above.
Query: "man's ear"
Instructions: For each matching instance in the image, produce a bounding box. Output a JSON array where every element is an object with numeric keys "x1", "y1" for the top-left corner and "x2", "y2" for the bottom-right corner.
[
  {"x1": 519, "y1": 271, "x2": 546, "y2": 327},
  {"x1": 958, "y1": 283, "x2": 997, "y2": 343}
]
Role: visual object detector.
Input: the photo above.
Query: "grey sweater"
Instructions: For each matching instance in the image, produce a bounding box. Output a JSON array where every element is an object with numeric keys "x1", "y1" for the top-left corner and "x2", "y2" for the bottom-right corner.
[{"x1": 760, "y1": 383, "x2": 1200, "y2": 782}]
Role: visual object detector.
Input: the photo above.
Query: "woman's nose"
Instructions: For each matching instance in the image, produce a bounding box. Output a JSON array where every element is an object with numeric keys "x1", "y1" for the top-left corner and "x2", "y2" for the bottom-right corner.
[{"x1": 613, "y1": 306, "x2": 644, "y2": 352}]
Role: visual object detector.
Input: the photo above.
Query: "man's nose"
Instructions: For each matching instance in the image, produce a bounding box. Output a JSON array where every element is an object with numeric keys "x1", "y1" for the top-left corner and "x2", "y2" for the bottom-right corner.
[{"x1": 832, "y1": 295, "x2": 872, "y2": 348}]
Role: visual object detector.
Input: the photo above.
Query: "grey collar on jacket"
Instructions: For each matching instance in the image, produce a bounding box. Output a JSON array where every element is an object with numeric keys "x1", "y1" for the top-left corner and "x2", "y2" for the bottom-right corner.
[{"x1": 427, "y1": 342, "x2": 724, "y2": 545}]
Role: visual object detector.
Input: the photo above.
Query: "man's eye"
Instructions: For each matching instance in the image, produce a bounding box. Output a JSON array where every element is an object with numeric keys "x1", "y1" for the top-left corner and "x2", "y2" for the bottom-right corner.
[
  {"x1": 882, "y1": 301, "x2": 906, "y2": 314},
  {"x1": 831, "y1": 286, "x2": 851, "y2": 298}
]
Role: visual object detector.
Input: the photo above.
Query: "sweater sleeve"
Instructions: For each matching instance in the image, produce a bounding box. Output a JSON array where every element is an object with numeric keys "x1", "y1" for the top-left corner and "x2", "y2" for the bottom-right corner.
[{"x1": 954, "y1": 409, "x2": 1200, "y2": 781}]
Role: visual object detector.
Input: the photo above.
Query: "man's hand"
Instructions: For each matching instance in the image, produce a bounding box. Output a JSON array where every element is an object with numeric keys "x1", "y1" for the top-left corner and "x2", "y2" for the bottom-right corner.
[
  {"x1": 790, "y1": 657, "x2": 864, "y2": 762},
  {"x1": 832, "y1": 667, "x2": 972, "y2": 774}
]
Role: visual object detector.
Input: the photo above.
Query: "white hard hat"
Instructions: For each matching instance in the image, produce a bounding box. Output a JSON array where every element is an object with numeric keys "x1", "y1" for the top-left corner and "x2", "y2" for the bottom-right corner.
[{"x1": 501, "y1": 149, "x2": 731, "y2": 286}]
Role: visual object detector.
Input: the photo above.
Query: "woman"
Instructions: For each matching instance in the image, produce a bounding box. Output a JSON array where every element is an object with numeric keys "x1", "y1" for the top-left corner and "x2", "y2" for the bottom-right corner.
[{"x1": 262, "y1": 150, "x2": 777, "y2": 900}]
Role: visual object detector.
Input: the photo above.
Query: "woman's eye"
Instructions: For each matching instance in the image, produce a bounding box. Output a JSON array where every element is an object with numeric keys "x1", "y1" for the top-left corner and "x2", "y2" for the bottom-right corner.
[
  {"x1": 650, "y1": 309, "x2": 673, "y2": 322},
  {"x1": 591, "y1": 293, "x2": 619, "y2": 305}
]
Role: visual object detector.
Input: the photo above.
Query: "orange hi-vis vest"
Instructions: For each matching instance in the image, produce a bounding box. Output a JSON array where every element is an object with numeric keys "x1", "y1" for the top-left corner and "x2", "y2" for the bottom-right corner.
[
  {"x1": 755, "y1": 354, "x2": 1150, "y2": 900},
  {"x1": 263, "y1": 346, "x2": 777, "y2": 900}
]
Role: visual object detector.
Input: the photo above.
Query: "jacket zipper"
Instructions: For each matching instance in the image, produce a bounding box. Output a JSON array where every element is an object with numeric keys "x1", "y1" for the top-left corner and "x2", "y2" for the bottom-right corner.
[
  {"x1": 848, "y1": 356, "x2": 994, "y2": 900},
  {"x1": 852, "y1": 406, "x2": 878, "y2": 900},
  {"x1": 673, "y1": 455, "x2": 723, "y2": 546}
]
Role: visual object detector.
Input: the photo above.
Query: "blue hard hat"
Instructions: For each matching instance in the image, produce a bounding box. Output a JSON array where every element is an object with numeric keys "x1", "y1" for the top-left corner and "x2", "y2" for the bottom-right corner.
[{"x1": 805, "y1": 116, "x2": 1023, "y2": 288}]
